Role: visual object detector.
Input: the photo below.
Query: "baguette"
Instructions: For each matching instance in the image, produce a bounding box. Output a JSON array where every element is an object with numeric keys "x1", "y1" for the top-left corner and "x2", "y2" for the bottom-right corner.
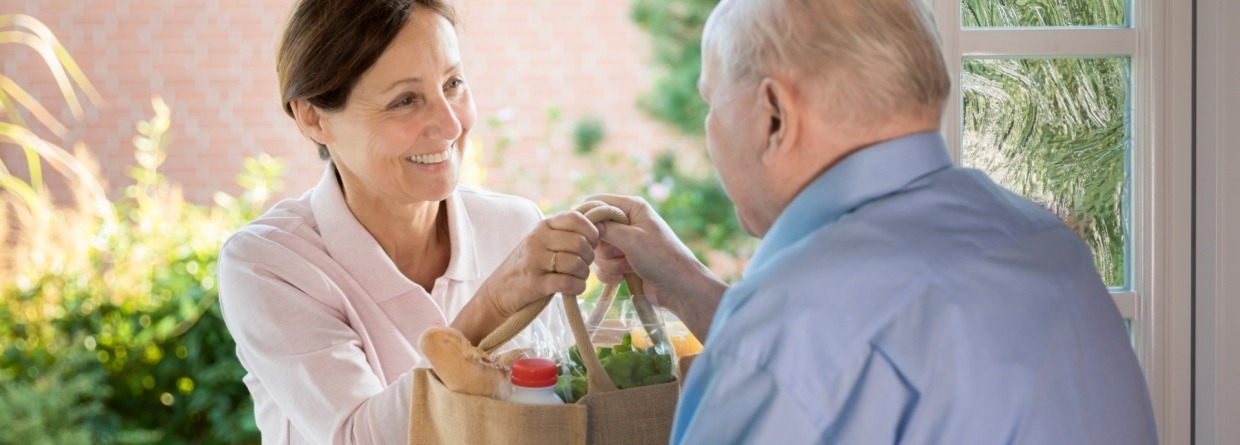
[{"x1": 418, "y1": 327, "x2": 509, "y2": 398}]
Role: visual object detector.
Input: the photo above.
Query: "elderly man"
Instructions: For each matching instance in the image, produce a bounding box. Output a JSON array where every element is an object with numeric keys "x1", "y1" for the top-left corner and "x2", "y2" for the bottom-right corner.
[{"x1": 589, "y1": 0, "x2": 1158, "y2": 443}]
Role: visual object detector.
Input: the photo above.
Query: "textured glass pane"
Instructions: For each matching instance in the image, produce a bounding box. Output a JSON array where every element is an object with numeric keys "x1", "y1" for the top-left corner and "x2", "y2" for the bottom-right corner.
[
  {"x1": 962, "y1": 58, "x2": 1130, "y2": 288},
  {"x1": 963, "y1": 0, "x2": 1128, "y2": 28}
]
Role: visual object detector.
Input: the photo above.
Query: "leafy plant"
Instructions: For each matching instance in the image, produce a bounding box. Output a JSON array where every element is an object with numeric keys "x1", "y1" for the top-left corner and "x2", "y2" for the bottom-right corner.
[
  {"x1": 629, "y1": 0, "x2": 754, "y2": 277},
  {"x1": 1, "y1": 14, "x2": 280, "y2": 444},
  {"x1": 630, "y1": 0, "x2": 716, "y2": 138},
  {"x1": 0, "y1": 341, "x2": 110, "y2": 445},
  {"x1": 572, "y1": 116, "x2": 607, "y2": 156},
  {"x1": 555, "y1": 333, "x2": 674, "y2": 403}
]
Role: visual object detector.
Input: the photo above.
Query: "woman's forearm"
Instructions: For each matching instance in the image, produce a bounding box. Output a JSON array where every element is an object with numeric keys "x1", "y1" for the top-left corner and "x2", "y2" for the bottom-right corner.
[{"x1": 451, "y1": 284, "x2": 508, "y2": 346}]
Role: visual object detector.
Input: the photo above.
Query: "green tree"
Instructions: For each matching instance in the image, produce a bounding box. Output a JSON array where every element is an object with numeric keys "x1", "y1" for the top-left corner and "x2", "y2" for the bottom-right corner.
[{"x1": 630, "y1": 0, "x2": 753, "y2": 271}]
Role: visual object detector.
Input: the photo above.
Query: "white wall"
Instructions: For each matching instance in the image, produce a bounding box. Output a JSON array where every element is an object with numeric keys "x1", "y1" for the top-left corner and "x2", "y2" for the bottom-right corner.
[{"x1": 1195, "y1": 0, "x2": 1240, "y2": 443}]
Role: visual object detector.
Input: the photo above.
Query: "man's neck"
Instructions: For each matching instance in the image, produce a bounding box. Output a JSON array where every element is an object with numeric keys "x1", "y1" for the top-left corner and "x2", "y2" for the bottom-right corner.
[{"x1": 777, "y1": 117, "x2": 942, "y2": 223}]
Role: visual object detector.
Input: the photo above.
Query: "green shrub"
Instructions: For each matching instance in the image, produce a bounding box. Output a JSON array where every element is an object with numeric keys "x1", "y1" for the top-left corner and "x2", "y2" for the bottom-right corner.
[
  {"x1": 630, "y1": 0, "x2": 755, "y2": 276},
  {"x1": 0, "y1": 96, "x2": 280, "y2": 443},
  {"x1": 1, "y1": 15, "x2": 279, "y2": 443},
  {"x1": 0, "y1": 341, "x2": 110, "y2": 445}
]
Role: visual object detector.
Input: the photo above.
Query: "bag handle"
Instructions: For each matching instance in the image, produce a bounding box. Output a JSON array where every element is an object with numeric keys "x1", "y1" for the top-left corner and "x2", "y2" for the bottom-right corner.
[{"x1": 477, "y1": 201, "x2": 669, "y2": 396}]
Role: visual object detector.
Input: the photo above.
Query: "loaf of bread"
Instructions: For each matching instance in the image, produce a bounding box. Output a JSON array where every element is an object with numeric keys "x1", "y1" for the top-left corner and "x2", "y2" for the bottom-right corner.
[{"x1": 418, "y1": 327, "x2": 510, "y2": 398}]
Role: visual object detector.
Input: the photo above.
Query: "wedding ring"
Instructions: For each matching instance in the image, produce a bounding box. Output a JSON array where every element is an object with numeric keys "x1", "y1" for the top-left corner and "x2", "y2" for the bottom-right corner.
[{"x1": 550, "y1": 251, "x2": 558, "y2": 273}]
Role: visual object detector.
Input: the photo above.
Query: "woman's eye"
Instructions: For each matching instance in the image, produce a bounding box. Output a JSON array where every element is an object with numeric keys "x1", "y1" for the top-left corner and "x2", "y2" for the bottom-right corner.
[
  {"x1": 446, "y1": 77, "x2": 465, "y2": 90},
  {"x1": 391, "y1": 95, "x2": 416, "y2": 109}
]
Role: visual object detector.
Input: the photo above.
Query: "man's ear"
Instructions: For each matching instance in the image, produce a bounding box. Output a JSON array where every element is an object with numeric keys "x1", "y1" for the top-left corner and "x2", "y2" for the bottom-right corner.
[
  {"x1": 290, "y1": 99, "x2": 332, "y2": 147},
  {"x1": 758, "y1": 77, "x2": 798, "y2": 163}
]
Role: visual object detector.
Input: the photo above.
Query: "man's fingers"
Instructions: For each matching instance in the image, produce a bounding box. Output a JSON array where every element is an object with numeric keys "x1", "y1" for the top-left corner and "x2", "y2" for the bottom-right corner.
[
  {"x1": 593, "y1": 266, "x2": 624, "y2": 285},
  {"x1": 585, "y1": 194, "x2": 649, "y2": 225},
  {"x1": 596, "y1": 221, "x2": 645, "y2": 252},
  {"x1": 596, "y1": 240, "x2": 625, "y2": 260}
]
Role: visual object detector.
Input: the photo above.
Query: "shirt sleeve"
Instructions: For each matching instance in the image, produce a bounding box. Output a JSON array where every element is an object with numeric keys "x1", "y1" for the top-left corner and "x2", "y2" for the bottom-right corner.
[{"x1": 218, "y1": 231, "x2": 411, "y2": 445}]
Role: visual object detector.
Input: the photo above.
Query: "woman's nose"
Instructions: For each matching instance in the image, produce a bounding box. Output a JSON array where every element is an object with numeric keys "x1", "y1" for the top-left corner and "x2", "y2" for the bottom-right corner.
[{"x1": 426, "y1": 95, "x2": 463, "y2": 142}]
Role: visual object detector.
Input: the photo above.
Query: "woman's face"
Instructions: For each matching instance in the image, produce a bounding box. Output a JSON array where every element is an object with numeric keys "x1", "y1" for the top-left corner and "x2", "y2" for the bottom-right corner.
[{"x1": 319, "y1": 9, "x2": 476, "y2": 207}]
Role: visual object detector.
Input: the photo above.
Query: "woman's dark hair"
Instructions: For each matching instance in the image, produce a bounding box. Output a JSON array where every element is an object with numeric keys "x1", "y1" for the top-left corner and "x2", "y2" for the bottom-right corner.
[{"x1": 277, "y1": 0, "x2": 459, "y2": 159}]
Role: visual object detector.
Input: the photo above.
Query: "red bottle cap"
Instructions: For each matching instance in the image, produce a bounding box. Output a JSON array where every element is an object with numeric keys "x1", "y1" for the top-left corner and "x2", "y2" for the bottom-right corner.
[{"x1": 511, "y1": 358, "x2": 558, "y2": 388}]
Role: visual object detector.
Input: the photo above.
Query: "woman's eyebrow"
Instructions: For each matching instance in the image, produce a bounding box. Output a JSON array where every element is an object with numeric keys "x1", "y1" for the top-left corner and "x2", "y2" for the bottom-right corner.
[
  {"x1": 382, "y1": 77, "x2": 423, "y2": 93},
  {"x1": 380, "y1": 64, "x2": 461, "y2": 93}
]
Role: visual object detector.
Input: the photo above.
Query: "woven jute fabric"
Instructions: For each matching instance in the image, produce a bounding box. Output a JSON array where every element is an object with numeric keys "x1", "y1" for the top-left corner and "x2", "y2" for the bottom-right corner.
[
  {"x1": 409, "y1": 201, "x2": 686, "y2": 445},
  {"x1": 409, "y1": 368, "x2": 589, "y2": 445}
]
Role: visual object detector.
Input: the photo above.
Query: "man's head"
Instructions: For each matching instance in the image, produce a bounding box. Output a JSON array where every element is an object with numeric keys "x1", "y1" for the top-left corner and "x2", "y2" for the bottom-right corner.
[{"x1": 699, "y1": 0, "x2": 950, "y2": 237}]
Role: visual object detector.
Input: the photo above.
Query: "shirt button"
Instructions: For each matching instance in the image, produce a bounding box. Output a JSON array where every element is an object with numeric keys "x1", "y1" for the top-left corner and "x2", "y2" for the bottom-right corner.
[{"x1": 433, "y1": 320, "x2": 443, "y2": 326}]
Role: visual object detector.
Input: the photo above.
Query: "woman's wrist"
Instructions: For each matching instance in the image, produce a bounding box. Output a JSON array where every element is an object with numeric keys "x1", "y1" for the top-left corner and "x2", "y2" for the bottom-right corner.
[{"x1": 451, "y1": 284, "x2": 505, "y2": 345}]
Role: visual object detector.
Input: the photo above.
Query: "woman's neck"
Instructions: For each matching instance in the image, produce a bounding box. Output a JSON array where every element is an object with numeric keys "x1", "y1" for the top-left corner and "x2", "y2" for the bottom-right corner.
[{"x1": 341, "y1": 177, "x2": 451, "y2": 291}]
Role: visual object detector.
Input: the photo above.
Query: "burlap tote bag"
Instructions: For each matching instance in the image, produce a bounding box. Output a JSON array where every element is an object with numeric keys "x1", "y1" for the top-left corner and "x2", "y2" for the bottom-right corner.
[{"x1": 409, "y1": 203, "x2": 682, "y2": 445}]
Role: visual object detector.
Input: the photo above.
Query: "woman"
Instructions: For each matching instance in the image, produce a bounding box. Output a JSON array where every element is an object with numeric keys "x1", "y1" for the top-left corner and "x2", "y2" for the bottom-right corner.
[{"x1": 217, "y1": 0, "x2": 598, "y2": 443}]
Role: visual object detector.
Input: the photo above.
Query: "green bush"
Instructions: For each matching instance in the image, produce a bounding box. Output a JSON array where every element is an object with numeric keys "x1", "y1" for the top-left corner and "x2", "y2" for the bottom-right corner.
[
  {"x1": 0, "y1": 95, "x2": 280, "y2": 443},
  {"x1": 1, "y1": 16, "x2": 277, "y2": 441},
  {"x1": 0, "y1": 341, "x2": 111, "y2": 445},
  {"x1": 630, "y1": 0, "x2": 755, "y2": 275}
]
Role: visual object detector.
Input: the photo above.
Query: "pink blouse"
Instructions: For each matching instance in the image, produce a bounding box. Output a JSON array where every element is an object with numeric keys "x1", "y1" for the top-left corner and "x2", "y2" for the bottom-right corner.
[{"x1": 219, "y1": 165, "x2": 560, "y2": 444}]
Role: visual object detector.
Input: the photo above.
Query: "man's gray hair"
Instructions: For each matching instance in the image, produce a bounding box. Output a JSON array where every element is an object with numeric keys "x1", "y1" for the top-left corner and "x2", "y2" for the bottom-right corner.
[{"x1": 707, "y1": 0, "x2": 951, "y2": 124}]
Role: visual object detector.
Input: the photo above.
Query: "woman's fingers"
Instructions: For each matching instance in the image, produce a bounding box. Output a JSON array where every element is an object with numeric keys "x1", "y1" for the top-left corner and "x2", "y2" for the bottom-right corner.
[
  {"x1": 544, "y1": 211, "x2": 600, "y2": 247},
  {"x1": 538, "y1": 211, "x2": 599, "y2": 274},
  {"x1": 538, "y1": 269, "x2": 589, "y2": 296},
  {"x1": 545, "y1": 249, "x2": 590, "y2": 280}
]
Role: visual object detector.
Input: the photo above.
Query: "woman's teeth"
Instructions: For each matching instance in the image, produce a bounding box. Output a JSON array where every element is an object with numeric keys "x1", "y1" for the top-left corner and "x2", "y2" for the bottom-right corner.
[{"x1": 408, "y1": 150, "x2": 451, "y2": 164}]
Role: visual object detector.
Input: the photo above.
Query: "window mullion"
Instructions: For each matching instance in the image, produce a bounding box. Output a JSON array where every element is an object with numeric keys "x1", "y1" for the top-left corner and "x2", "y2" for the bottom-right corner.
[
  {"x1": 960, "y1": 28, "x2": 1137, "y2": 57},
  {"x1": 933, "y1": 0, "x2": 963, "y2": 162}
]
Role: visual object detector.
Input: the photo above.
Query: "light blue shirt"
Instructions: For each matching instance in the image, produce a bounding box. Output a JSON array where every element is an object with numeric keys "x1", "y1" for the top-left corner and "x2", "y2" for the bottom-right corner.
[{"x1": 671, "y1": 132, "x2": 1157, "y2": 444}]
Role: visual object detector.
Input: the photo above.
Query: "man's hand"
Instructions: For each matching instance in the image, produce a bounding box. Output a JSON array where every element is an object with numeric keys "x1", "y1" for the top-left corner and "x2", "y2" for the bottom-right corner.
[{"x1": 586, "y1": 194, "x2": 728, "y2": 340}]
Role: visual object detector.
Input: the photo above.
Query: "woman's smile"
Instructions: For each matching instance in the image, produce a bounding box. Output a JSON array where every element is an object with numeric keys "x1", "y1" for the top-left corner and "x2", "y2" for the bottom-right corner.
[{"x1": 406, "y1": 147, "x2": 453, "y2": 165}]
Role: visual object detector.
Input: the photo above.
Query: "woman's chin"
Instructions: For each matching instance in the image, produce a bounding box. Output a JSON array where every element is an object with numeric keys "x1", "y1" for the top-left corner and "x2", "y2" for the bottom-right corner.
[{"x1": 400, "y1": 171, "x2": 459, "y2": 202}]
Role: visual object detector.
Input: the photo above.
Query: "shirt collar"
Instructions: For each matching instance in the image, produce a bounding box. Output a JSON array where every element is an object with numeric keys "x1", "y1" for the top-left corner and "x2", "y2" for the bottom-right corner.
[
  {"x1": 746, "y1": 131, "x2": 953, "y2": 275},
  {"x1": 310, "y1": 164, "x2": 480, "y2": 301}
]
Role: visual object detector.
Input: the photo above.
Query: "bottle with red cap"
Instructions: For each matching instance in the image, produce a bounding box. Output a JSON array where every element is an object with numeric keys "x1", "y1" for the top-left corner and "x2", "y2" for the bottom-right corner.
[{"x1": 506, "y1": 358, "x2": 565, "y2": 405}]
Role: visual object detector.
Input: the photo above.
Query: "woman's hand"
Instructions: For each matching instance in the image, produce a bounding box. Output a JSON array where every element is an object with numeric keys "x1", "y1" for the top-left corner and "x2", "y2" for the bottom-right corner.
[
  {"x1": 489, "y1": 210, "x2": 601, "y2": 316},
  {"x1": 454, "y1": 211, "x2": 600, "y2": 344}
]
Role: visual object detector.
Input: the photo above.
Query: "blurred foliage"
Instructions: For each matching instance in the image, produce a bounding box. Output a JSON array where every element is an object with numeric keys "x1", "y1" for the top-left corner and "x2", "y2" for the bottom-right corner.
[
  {"x1": 0, "y1": 341, "x2": 110, "y2": 445},
  {"x1": 572, "y1": 116, "x2": 606, "y2": 156},
  {"x1": 1, "y1": 14, "x2": 277, "y2": 444},
  {"x1": 630, "y1": 0, "x2": 753, "y2": 275},
  {"x1": 962, "y1": 0, "x2": 1129, "y2": 286},
  {"x1": 630, "y1": 0, "x2": 715, "y2": 137}
]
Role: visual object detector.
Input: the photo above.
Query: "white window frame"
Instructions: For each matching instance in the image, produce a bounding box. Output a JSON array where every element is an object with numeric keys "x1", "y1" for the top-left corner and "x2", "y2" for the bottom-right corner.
[
  {"x1": 1195, "y1": 0, "x2": 1240, "y2": 442},
  {"x1": 930, "y1": 1, "x2": 1194, "y2": 443}
]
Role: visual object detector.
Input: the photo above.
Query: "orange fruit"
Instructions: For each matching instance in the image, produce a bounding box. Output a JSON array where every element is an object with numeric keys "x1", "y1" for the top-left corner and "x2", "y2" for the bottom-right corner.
[{"x1": 630, "y1": 322, "x2": 703, "y2": 357}]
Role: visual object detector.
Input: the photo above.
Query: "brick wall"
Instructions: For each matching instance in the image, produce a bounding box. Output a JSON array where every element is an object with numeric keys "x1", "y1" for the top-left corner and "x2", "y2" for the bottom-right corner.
[{"x1": 2, "y1": 0, "x2": 685, "y2": 207}]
